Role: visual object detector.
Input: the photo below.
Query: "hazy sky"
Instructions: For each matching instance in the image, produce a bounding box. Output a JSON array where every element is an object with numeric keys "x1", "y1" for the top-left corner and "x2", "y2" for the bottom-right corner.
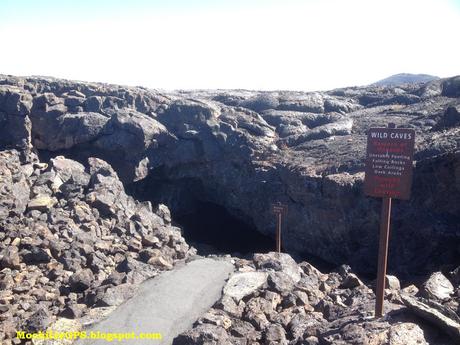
[{"x1": 1, "y1": 0, "x2": 459, "y2": 90}]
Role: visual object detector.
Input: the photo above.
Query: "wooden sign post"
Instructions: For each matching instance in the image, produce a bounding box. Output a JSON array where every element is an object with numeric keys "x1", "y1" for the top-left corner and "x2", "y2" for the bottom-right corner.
[
  {"x1": 364, "y1": 123, "x2": 415, "y2": 318},
  {"x1": 271, "y1": 202, "x2": 288, "y2": 253}
]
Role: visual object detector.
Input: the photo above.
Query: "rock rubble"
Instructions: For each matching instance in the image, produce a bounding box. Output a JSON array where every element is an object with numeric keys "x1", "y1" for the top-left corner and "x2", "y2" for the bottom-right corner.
[
  {"x1": 0, "y1": 150, "x2": 194, "y2": 344},
  {"x1": 175, "y1": 252, "x2": 460, "y2": 345}
]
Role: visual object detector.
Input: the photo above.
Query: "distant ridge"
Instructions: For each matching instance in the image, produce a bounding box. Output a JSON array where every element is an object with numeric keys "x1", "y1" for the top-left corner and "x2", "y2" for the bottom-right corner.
[{"x1": 371, "y1": 73, "x2": 440, "y2": 87}]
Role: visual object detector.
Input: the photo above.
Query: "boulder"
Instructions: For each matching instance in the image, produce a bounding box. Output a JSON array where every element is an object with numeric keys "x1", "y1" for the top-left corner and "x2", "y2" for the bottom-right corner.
[
  {"x1": 95, "y1": 284, "x2": 136, "y2": 307},
  {"x1": 264, "y1": 323, "x2": 287, "y2": 344},
  {"x1": 253, "y1": 252, "x2": 301, "y2": 283},
  {"x1": 401, "y1": 294, "x2": 460, "y2": 343},
  {"x1": 421, "y1": 272, "x2": 454, "y2": 301},
  {"x1": 340, "y1": 273, "x2": 364, "y2": 289},
  {"x1": 215, "y1": 295, "x2": 244, "y2": 318},
  {"x1": 223, "y1": 272, "x2": 268, "y2": 301},
  {"x1": 387, "y1": 322, "x2": 428, "y2": 345},
  {"x1": 22, "y1": 308, "x2": 52, "y2": 332},
  {"x1": 60, "y1": 303, "x2": 87, "y2": 319},
  {"x1": 1, "y1": 246, "x2": 21, "y2": 269},
  {"x1": 267, "y1": 271, "x2": 295, "y2": 293},
  {"x1": 21, "y1": 247, "x2": 51, "y2": 264},
  {"x1": 386, "y1": 275, "x2": 401, "y2": 290},
  {"x1": 69, "y1": 269, "x2": 94, "y2": 292},
  {"x1": 27, "y1": 195, "x2": 56, "y2": 211},
  {"x1": 84, "y1": 95, "x2": 103, "y2": 112},
  {"x1": 38, "y1": 112, "x2": 109, "y2": 151},
  {"x1": 172, "y1": 324, "x2": 230, "y2": 345}
]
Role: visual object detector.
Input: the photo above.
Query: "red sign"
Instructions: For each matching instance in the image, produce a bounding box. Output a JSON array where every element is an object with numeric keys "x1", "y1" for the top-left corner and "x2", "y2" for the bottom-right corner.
[{"x1": 364, "y1": 127, "x2": 415, "y2": 200}]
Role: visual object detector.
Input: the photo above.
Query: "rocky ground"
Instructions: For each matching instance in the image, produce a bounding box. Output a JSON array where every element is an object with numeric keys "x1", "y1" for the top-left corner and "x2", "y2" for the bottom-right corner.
[
  {"x1": 0, "y1": 149, "x2": 194, "y2": 343},
  {"x1": 0, "y1": 74, "x2": 459, "y2": 344},
  {"x1": 175, "y1": 252, "x2": 460, "y2": 345}
]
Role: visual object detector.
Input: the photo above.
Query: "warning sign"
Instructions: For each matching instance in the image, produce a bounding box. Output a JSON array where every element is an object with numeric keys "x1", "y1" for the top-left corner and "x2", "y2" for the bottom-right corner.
[
  {"x1": 271, "y1": 203, "x2": 288, "y2": 215},
  {"x1": 364, "y1": 127, "x2": 415, "y2": 200}
]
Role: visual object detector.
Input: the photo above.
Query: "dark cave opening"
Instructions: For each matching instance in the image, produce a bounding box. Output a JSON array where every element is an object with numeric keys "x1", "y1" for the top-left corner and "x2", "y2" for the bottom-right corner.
[
  {"x1": 173, "y1": 200, "x2": 275, "y2": 256},
  {"x1": 127, "y1": 170, "x2": 275, "y2": 257}
]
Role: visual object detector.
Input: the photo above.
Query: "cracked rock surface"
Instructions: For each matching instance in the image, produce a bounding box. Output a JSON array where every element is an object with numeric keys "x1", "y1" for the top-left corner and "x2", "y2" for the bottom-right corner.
[{"x1": 0, "y1": 74, "x2": 459, "y2": 344}]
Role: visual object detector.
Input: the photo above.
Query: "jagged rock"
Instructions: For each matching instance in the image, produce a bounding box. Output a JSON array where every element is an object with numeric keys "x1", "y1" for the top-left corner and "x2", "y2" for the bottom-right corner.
[
  {"x1": 264, "y1": 323, "x2": 287, "y2": 344},
  {"x1": 340, "y1": 273, "x2": 364, "y2": 289},
  {"x1": 21, "y1": 247, "x2": 51, "y2": 264},
  {"x1": 228, "y1": 318, "x2": 260, "y2": 341},
  {"x1": 172, "y1": 324, "x2": 230, "y2": 345},
  {"x1": 421, "y1": 272, "x2": 454, "y2": 301},
  {"x1": 1, "y1": 246, "x2": 21, "y2": 269},
  {"x1": 22, "y1": 308, "x2": 52, "y2": 332},
  {"x1": 156, "y1": 203, "x2": 172, "y2": 225},
  {"x1": 147, "y1": 255, "x2": 173, "y2": 270},
  {"x1": 103, "y1": 271, "x2": 126, "y2": 286},
  {"x1": 264, "y1": 290, "x2": 282, "y2": 309},
  {"x1": 253, "y1": 252, "x2": 301, "y2": 283},
  {"x1": 267, "y1": 271, "x2": 295, "y2": 293},
  {"x1": 69, "y1": 269, "x2": 94, "y2": 292},
  {"x1": 49, "y1": 155, "x2": 89, "y2": 185},
  {"x1": 401, "y1": 294, "x2": 460, "y2": 343},
  {"x1": 244, "y1": 307, "x2": 270, "y2": 331},
  {"x1": 60, "y1": 303, "x2": 87, "y2": 319},
  {"x1": 84, "y1": 95, "x2": 103, "y2": 112},
  {"x1": 401, "y1": 284, "x2": 419, "y2": 296},
  {"x1": 388, "y1": 322, "x2": 428, "y2": 345},
  {"x1": 27, "y1": 317, "x2": 83, "y2": 345},
  {"x1": 198, "y1": 309, "x2": 232, "y2": 329},
  {"x1": 386, "y1": 275, "x2": 401, "y2": 290},
  {"x1": 27, "y1": 195, "x2": 56, "y2": 211},
  {"x1": 223, "y1": 272, "x2": 268, "y2": 301},
  {"x1": 94, "y1": 284, "x2": 137, "y2": 307},
  {"x1": 303, "y1": 336, "x2": 320, "y2": 345},
  {"x1": 215, "y1": 295, "x2": 244, "y2": 318}
]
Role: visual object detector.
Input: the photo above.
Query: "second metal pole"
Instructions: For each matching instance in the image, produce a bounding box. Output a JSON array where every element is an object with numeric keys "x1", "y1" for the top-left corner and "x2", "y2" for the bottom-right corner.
[{"x1": 276, "y1": 213, "x2": 282, "y2": 253}]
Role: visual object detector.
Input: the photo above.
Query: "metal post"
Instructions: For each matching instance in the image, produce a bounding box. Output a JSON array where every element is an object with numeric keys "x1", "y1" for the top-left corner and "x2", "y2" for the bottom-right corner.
[
  {"x1": 375, "y1": 196, "x2": 392, "y2": 317},
  {"x1": 276, "y1": 213, "x2": 282, "y2": 253}
]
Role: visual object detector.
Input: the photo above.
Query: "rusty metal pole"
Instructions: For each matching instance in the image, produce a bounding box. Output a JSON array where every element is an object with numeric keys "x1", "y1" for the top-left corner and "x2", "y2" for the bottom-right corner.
[
  {"x1": 276, "y1": 212, "x2": 282, "y2": 253},
  {"x1": 375, "y1": 196, "x2": 392, "y2": 317}
]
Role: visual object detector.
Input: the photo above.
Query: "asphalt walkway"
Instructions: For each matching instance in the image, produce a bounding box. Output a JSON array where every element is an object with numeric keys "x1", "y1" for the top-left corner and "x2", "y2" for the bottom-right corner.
[{"x1": 75, "y1": 257, "x2": 234, "y2": 345}]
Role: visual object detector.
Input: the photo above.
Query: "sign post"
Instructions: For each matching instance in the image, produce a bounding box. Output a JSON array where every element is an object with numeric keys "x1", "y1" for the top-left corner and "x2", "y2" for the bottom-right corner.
[
  {"x1": 364, "y1": 123, "x2": 415, "y2": 318},
  {"x1": 271, "y1": 202, "x2": 288, "y2": 253}
]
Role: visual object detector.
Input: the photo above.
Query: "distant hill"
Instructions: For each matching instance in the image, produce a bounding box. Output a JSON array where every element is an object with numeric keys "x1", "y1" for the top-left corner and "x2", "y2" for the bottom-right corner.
[{"x1": 371, "y1": 73, "x2": 440, "y2": 87}]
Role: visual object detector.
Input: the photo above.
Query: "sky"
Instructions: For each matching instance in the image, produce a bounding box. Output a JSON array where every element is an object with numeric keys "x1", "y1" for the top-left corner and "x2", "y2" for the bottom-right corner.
[{"x1": 0, "y1": 0, "x2": 459, "y2": 91}]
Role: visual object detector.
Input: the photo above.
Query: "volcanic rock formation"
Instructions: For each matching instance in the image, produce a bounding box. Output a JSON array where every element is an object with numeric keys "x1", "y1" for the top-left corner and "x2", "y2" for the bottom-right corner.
[
  {"x1": 1, "y1": 74, "x2": 460, "y2": 344},
  {"x1": 1, "y1": 74, "x2": 459, "y2": 277}
]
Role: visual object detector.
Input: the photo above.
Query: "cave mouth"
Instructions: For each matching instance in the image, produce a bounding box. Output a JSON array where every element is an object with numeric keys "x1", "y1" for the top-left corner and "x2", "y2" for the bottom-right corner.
[
  {"x1": 173, "y1": 200, "x2": 275, "y2": 256},
  {"x1": 127, "y1": 172, "x2": 275, "y2": 257}
]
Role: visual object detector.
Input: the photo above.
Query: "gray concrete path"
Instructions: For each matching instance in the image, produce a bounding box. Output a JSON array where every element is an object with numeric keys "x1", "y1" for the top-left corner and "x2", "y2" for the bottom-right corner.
[{"x1": 75, "y1": 257, "x2": 234, "y2": 345}]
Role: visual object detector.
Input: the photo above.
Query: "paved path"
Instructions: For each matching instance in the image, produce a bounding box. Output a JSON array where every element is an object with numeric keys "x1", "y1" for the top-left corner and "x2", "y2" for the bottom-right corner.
[{"x1": 75, "y1": 257, "x2": 234, "y2": 345}]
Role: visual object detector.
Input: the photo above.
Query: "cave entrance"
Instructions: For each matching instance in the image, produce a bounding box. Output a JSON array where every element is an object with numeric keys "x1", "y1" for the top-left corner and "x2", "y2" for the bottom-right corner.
[
  {"x1": 127, "y1": 172, "x2": 274, "y2": 257},
  {"x1": 174, "y1": 200, "x2": 274, "y2": 256}
]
